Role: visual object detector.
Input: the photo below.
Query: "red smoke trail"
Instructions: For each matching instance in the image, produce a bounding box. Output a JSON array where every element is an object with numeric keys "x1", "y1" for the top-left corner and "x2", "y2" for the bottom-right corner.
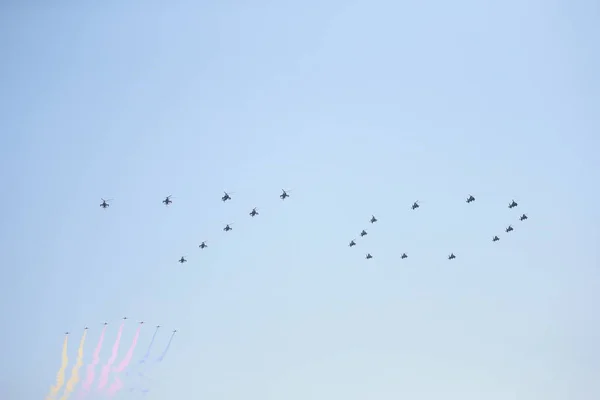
[
  {"x1": 80, "y1": 326, "x2": 106, "y2": 393},
  {"x1": 97, "y1": 322, "x2": 125, "y2": 390},
  {"x1": 106, "y1": 326, "x2": 141, "y2": 396}
]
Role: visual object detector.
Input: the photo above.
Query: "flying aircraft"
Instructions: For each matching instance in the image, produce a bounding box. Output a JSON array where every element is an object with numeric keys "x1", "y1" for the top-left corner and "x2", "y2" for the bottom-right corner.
[
  {"x1": 221, "y1": 191, "x2": 232, "y2": 202},
  {"x1": 173, "y1": 330, "x2": 177, "y2": 333},
  {"x1": 84, "y1": 327, "x2": 88, "y2": 330},
  {"x1": 178, "y1": 256, "x2": 187, "y2": 263},
  {"x1": 249, "y1": 207, "x2": 259, "y2": 217},
  {"x1": 348, "y1": 240, "x2": 356, "y2": 247},
  {"x1": 365, "y1": 253, "x2": 373, "y2": 259},
  {"x1": 508, "y1": 200, "x2": 518, "y2": 208},
  {"x1": 360, "y1": 230, "x2": 367, "y2": 237},
  {"x1": 411, "y1": 201, "x2": 420, "y2": 210},
  {"x1": 401, "y1": 253, "x2": 408, "y2": 259},
  {"x1": 103, "y1": 322, "x2": 108, "y2": 325},
  {"x1": 280, "y1": 189, "x2": 290, "y2": 200},
  {"x1": 448, "y1": 253, "x2": 456, "y2": 260},
  {"x1": 520, "y1": 214, "x2": 528, "y2": 221},
  {"x1": 505, "y1": 225, "x2": 513, "y2": 233},
  {"x1": 199, "y1": 241, "x2": 207, "y2": 249},
  {"x1": 99, "y1": 198, "x2": 112, "y2": 209},
  {"x1": 65, "y1": 332, "x2": 69, "y2": 335},
  {"x1": 223, "y1": 224, "x2": 233, "y2": 232},
  {"x1": 156, "y1": 325, "x2": 161, "y2": 328},
  {"x1": 139, "y1": 321, "x2": 144, "y2": 325},
  {"x1": 370, "y1": 215, "x2": 377, "y2": 223},
  {"x1": 163, "y1": 195, "x2": 173, "y2": 206},
  {"x1": 492, "y1": 236, "x2": 500, "y2": 242},
  {"x1": 466, "y1": 195, "x2": 475, "y2": 203},
  {"x1": 123, "y1": 317, "x2": 128, "y2": 320}
]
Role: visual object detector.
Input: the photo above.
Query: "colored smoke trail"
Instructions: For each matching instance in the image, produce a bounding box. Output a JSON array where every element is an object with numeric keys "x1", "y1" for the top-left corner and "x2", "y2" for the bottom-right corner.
[
  {"x1": 46, "y1": 334, "x2": 69, "y2": 400},
  {"x1": 156, "y1": 331, "x2": 175, "y2": 362},
  {"x1": 81, "y1": 325, "x2": 106, "y2": 393},
  {"x1": 97, "y1": 322, "x2": 125, "y2": 390},
  {"x1": 139, "y1": 326, "x2": 159, "y2": 364},
  {"x1": 106, "y1": 326, "x2": 141, "y2": 396},
  {"x1": 59, "y1": 329, "x2": 87, "y2": 400}
]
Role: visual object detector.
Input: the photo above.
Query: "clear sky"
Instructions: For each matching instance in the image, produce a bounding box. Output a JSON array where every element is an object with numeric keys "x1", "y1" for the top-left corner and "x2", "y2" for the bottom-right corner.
[{"x1": 1, "y1": 1, "x2": 599, "y2": 399}]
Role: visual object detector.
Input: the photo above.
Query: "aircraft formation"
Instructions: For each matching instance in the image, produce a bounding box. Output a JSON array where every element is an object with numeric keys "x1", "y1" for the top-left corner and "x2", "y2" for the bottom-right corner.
[
  {"x1": 99, "y1": 189, "x2": 292, "y2": 264},
  {"x1": 348, "y1": 196, "x2": 528, "y2": 261}
]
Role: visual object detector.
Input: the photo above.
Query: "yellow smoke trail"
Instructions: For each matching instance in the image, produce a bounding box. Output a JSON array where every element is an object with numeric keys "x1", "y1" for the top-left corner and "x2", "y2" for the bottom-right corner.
[
  {"x1": 46, "y1": 334, "x2": 69, "y2": 400},
  {"x1": 59, "y1": 329, "x2": 87, "y2": 400}
]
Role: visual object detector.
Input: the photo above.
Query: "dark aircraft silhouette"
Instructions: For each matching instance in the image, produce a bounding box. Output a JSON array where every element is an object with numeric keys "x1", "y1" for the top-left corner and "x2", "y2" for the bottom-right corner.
[
  {"x1": 280, "y1": 189, "x2": 290, "y2": 200},
  {"x1": 520, "y1": 214, "x2": 528, "y2": 221},
  {"x1": 173, "y1": 330, "x2": 177, "y2": 333},
  {"x1": 223, "y1": 223, "x2": 233, "y2": 232},
  {"x1": 249, "y1": 208, "x2": 259, "y2": 217},
  {"x1": 199, "y1": 241, "x2": 207, "y2": 249},
  {"x1": 492, "y1": 236, "x2": 500, "y2": 242},
  {"x1": 505, "y1": 225, "x2": 513, "y2": 233},
  {"x1": 360, "y1": 230, "x2": 367, "y2": 237},
  {"x1": 139, "y1": 321, "x2": 144, "y2": 325},
  {"x1": 370, "y1": 215, "x2": 377, "y2": 223},
  {"x1": 401, "y1": 253, "x2": 408, "y2": 259},
  {"x1": 411, "y1": 201, "x2": 420, "y2": 210},
  {"x1": 156, "y1": 325, "x2": 161, "y2": 328},
  {"x1": 365, "y1": 253, "x2": 373, "y2": 259},
  {"x1": 508, "y1": 200, "x2": 518, "y2": 208},
  {"x1": 103, "y1": 322, "x2": 108, "y2": 325},
  {"x1": 448, "y1": 253, "x2": 456, "y2": 260},
  {"x1": 163, "y1": 195, "x2": 173, "y2": 206},
  {"x1": 65, "y1": 332, "x2": 69, "y2": 335},
  {"x1": 100, "y1": 198, "x2": 112, "y2": 209},
  {"x1": 221, "y1": 192, "x2": 232, "y2": 202},
  {"x1": 349, "y1": 240, "x2": 356, "y2": 247},
  {"x1": 178, "y1": 256, "x2": 187, "y2": 263},
  {"x1": 123, "y1": 317, "x2": 128, "y2": 320},
  {"x1": 466, "y1": 195, "x2": 475, "y2": 203},
  {"x1": 84, "y1": 327, "x2": 88, "y2": 330}
]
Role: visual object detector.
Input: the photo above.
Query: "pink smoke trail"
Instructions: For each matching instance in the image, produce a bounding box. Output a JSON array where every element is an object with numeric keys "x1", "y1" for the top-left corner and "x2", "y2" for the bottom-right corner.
[
  {"x1": 78, "y1": 325, "x2": 107, "y2": 398},
  {"x1": 97, "y1": 322, "x2": 125, "y2": 390},
  {"x1": 106, "y1": 326, "x2": 141, "y2": 396}
]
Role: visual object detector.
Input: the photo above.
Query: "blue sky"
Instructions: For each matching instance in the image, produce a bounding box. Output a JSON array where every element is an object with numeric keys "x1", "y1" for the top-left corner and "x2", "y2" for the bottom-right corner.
[{"x1": 1, "y1": 0, "x2": 599, "y2": 399}]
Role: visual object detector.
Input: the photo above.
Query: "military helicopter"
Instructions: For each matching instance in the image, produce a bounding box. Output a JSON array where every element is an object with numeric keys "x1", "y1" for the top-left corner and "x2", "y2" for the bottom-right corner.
[
  {"x1": 223, "y1": 223, "x2": 233, "y2": 232},
  {"x1": 365, "y1": 253, "x2": 373, "y2": 259},
  {"x1": 249, "y1": 207, "x2": 259, "y2": 217},
  {"x1": 162, "y1": 195, "x2": 173, "y2": 206},
  {"x1": 401, "y1": 253, "x2": 408, "y2": 259},
  {"x1": 123, "y1": 317, "x2": 128, "y2": 320},
  {"x1": 173, "y1": 330, "x2": 177, "y2": 333},
  {"x1": 448, "y1": 253, "x2": 456, "y2": 260},
  {"x1": 103, "y1": 322, "x2": 108, "y2": 326},
  {"x1": 520, "y1": 214, "x2": 528, "y2": 221},
  {"x1": 65, "y1": 332, "x2": 69, "y2": 335},
  {"x1": 360, "y1": 230, "x2": 367, "y2": 237},
  {"x1": 492, "y1": 235, "x2": 500, "y2": 242},
  {"x1": 99, "y1": 198, "x2": 112, "y2": 209},
  {"x1": 221, "y1": 191, "x2": 233, "y2": 202},
  {"x1": 466, "y1": 195, "x2": 475, "y2": 203},
  {"x1": 178, "y1": 256, "x2": 187, "y2": 264},
  {"x1": 505, "y1": 225, "x2": 513, "y2": 233},
  {"x1": 370, "y1": 215, "x2": 377, "y2": 223},
  {"x1": 348, "y1": 240, "x2": 356, "y2": 247},
  {"x1": 280, "y1": 189, "x2": 290, "y2": 200},
  {"x1": 84, "y1": 327, "x2": 88, "y2": 330},
  {"x1": 199, "y1": 241, "x2": 207, "y2": 249},
  {"x1": 508, "y1": 200, "x2": 518, "y2": 208},
  {"x1": 411, "y1": 200, "x2": 420, "y2": 210}
]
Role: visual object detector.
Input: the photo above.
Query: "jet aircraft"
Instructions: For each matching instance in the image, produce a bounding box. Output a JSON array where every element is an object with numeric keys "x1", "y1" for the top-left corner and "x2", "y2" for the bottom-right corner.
[
  {"x1": 221, "y1": 192, "x2": 232, "y2": 202},
  {"x1": 249, "y1": 207, "x2": 259, "y2": 217},
  {"x1": 280, "y1": 189, "x2": 290, "y2": 200},
  {"x1": 520, "y1": 214, "x2": 528, "y2": 221},
  {"x1": 100, "y1": 198, "x2": 112, "y2": 208},
  {"x1": 163, "y1": 195, "x2": 173, "y2": 206},
  {"x1": 508, "y1": 200, "x2": 518, "y2": 208},
  {"x1": 466, "y1": 195, "x2": 475, "y2": 203},
  {"x1": 505, "y1": 225, "x2": 513, "y2": 233}
]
